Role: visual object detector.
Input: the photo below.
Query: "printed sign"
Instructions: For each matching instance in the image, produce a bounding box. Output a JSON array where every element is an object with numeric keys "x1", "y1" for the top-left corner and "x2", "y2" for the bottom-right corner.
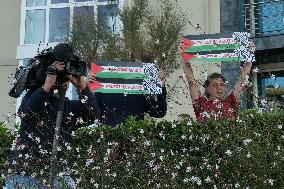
[
  {"x1": 90, "y1": 61, "x2": 162, "y2": 94},
  {"x1": 181, "y1": 32, "x2": 255, "y2": 63}
]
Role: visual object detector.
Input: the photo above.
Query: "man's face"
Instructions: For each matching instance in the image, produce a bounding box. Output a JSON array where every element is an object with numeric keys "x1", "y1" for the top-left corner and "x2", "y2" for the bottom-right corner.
[{"x1": 206, "y1": 78, "x2": 226, "y2": 100}]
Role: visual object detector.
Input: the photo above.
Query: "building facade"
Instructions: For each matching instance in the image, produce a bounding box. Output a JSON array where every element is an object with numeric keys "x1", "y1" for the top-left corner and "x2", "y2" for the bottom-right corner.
[
  {"x1": 221, "y1": 0, "x2": 284, "y2": 110},
  {"x1": 0, "y1": 1, "x2": 21, "y2": 123}
]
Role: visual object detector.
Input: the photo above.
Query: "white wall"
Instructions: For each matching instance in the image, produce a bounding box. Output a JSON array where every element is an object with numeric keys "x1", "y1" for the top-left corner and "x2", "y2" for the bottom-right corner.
[{"x1": 0, "y1": 1, "x2": 21, "y2": 125}]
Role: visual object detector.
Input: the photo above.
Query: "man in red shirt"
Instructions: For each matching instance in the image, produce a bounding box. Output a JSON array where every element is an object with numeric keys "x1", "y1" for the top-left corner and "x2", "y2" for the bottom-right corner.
[{"x1": 181, "y1": 50, "x2": 254, "y2": 122}]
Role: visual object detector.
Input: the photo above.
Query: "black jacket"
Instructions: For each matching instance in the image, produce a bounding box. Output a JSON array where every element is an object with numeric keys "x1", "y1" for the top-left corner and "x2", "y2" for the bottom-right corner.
[
  {"x1": 6, "y1": 86, "x2": 99, "y2": 177},
  {"x1": 94, "y1": 87, "x2": 167, "y2": 127}
]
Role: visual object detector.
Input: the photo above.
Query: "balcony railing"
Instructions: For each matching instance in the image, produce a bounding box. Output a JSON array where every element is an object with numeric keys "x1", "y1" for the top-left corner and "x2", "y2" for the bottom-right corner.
[{"x1": 244, "y1": 0, "x2": 284, "y2": 37}]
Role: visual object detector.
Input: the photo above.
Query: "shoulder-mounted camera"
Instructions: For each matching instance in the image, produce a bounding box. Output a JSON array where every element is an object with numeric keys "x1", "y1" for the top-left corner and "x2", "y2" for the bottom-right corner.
[{"x1": 9, "y1": 46, "x2": 87, "y2": 98}]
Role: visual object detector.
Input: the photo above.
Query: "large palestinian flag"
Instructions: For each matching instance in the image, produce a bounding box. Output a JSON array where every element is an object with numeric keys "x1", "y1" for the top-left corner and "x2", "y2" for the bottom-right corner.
[
  {"x1": 90, "y1": 61, "x2": 162, "y2": 94},
  {"x1": 181, "y1": 32, "x2": 255, "y2": 63}
]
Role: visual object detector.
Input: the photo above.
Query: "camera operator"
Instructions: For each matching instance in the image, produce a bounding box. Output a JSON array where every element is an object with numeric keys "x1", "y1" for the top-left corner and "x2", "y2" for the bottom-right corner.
[{"x1": 5, "y1": 43, "x2": 100, "y2": 189}]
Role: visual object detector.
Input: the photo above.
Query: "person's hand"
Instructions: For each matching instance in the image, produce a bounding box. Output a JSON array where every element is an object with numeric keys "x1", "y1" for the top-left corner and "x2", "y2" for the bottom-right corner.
[
  {"x1": 67, "y1": 75, "x2": 86, "y2": 91},
  {"x1": 159, "y1": 70, "x2": 166, "y2": 87},
  {"x1": 42, "y1": 61, "x2": 65, "y2": 93},
  {"x1": 250, "y1": 40, "x2": 256, "y2": 53},
  {"x1": 87, "y1": 72, "x2": 96, "y2": 84}
]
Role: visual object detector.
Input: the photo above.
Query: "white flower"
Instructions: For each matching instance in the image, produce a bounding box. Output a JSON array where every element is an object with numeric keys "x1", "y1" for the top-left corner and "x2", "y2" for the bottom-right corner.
[
  {"x1": 94, "y1": 183, "x2": 99, "y2": 188},
  {"x1": 270, "y1": 74, "x2": 276, "y2": 80},
  {"x1": 205, "y1": 176, "x2": 211, "y2": 183},
  {"x1": 246, "y1": 152, "x2": 251, "y2": 158},
  {"x1": 181, "y1": 135, "x2": 186, "y2": 139},
  {"x1": 144, "y1": 140, "x2": 150, "y2": 146},
  {"x1": 58, "y1": 172, "x2": 65, "y2": 177},
  {"x1": 172, "y1": 123, "x2": 176, "y2": 128},
  {"x1": 190, "y1": 176, "x2": 201, "y2": 185},
  {"x1": 69, "y1": 112, "x2": 74, "y2": 117},
  {"x1": 225, "y1": 149, "x2": 232, "y2": 156},
  {"x1": 243, "y1": 139, "x2": 252, "y2": 146},
  {"x1": 171, "y1": 172, "x2": 177, "y2": 179},
  {"x1": 186, "y1": 166, "x2": 192, "y2": 172},
  {"x1": 162, "y1": 52, "x2": 166, "y2": 57},
  {"x1": 76, "y1": 117, "x2": 84, "y2": 124},
  {"x1": 81, "y1": 96, "x2": 88, "y2": 103},
  {"x1": 278, "y1": 125, "x2": 283, "y2": 129},
  {"x1": 268, "y1": 179, "x2": 274, "y2": 186},
  {"x1": 183, "y1": 178, "x2": 189, "y2": 183},
  {"x1": 139, "y1": 129, "x2": 145, "y2": 134},
  {"x1": 160, "y1": 149, "x2": 165, "y2": 153},
  {"x1": 54, "y1": 89, "x2": 58, "y2": 94},
  {"x1": 235, "y1": 183, "x2": 240, "y2": 188},
  {"x1": 155, "y1": 39, "x2": 160, "y2": 44},
  {"x1": 252, "y1": 67, "x2": 259, "y2": 73},
  {"x1": 86, "y1": 158, "x2": 94, "y2": 166}
]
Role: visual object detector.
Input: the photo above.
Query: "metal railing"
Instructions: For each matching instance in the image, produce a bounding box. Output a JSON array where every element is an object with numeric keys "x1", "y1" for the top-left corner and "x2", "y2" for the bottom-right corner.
[{"x1": 243, "y1": 0, "x2": 284, "y2": 37}]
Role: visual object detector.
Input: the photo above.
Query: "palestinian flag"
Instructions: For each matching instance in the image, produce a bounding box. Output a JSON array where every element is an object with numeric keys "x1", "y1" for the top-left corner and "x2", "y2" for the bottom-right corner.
[
  {"x1": 181, "y1": 32, "x2": 255, "y2": 63},
  {"x1": 90, "y1": 61, "x2": 162, "y2": 94}
]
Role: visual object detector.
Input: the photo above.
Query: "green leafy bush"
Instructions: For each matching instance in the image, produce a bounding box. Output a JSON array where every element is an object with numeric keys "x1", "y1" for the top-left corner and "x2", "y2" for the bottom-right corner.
[
  {"x1": 0, "y1": 122, "x2": 14, "y2": 188},
  {"x1": 68, "y1": 111, "x2": 284, "y2": 188},
  {"x1": 2, "y1": 111, "x2": 284, "y2": 188}
]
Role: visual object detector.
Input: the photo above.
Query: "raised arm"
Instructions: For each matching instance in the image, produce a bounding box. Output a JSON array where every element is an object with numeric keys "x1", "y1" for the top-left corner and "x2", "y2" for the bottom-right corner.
[
  {"x1": 233, "y1": 61, "x2": 252, "y2": 101},
  {"x1": 233, "y1": 41, "x2": 255, "y2": 101},
  {"x1": 181, "y1": 61, "x2": 201, "y2": 101}
]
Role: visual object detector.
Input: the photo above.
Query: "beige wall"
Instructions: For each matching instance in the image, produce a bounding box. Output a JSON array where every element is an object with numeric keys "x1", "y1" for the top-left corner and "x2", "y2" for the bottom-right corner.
[
  {"x1": 149, "y1": 0, "x2": 221, "y2": 120},
  {"x1": 0, "y1": 1, "x2": 21, "y2": 124}
]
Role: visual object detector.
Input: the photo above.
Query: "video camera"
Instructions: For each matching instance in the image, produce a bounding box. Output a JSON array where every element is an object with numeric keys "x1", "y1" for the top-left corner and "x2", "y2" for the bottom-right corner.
[{"x1": 9, "y1": 45, "x2": 87, "y2": 98}]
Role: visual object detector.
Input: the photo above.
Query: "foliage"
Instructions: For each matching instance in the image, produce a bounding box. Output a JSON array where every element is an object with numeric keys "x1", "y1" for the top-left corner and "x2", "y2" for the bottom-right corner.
[
  {"x1": 2, "y1": 111, "x2": 284, "y2": 188},
  {"x1": 67, "y1": 111, "x2": 284, "y2": 188},
  {"x1": 0, "y1": 122, "x2": 14, "y2": 188},
  {"x1": 70, "y1": 9, "x2": 106, "y2": 64}
]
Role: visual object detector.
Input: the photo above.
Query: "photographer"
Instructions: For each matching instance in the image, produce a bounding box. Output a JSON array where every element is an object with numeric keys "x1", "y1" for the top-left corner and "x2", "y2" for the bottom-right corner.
[{"x1": 5, "y1": 43, "x2": 100, "y2": 188}]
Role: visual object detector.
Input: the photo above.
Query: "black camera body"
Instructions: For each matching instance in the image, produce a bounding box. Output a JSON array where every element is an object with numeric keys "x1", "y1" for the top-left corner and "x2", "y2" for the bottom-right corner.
[
  {"x1": 9, "y1": 47, "x2": 87, "y2": 98},
  {"x1": 65, "y1": 55, "x2": 87, "y2": 76}
]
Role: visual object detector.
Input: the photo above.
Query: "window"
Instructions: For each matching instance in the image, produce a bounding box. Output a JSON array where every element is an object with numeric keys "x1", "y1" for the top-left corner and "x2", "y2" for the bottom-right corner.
[
  {"x1": 25, "y1": 9, "x2": 46, "y2": 44},
  {"x1": 259, "y1": 1, "x2": 284, "y2": 36},
  {"x1": 98, "y1": 4, "x2": 119, "y2": 32},
  {"x1": 23, "y1": 0, "x2": 121, "y2": 44},
  {"x1": 49, "y1": 8, "x2": 70, "y2": 42},
  {"x1": 244, "y1": 0, "x2": 284, "y2": 37},
  {"x1": 26, "y1": 0, "x2": 46, "y2": 7},
  {"x1": 51, "y1": 0, "x2": 69, "y2": 4},
  {"x1": 259, "y1": 72, "x2": 284, "y2": 110}
]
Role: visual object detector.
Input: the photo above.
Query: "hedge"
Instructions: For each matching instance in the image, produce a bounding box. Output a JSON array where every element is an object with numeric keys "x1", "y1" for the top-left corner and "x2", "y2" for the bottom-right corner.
[
  {"x1": 1, "y1": 110, "x2": 284, "y2": 188},
  {"x1": 0, "y1": 122, "x2": 14, "y2": 188}
]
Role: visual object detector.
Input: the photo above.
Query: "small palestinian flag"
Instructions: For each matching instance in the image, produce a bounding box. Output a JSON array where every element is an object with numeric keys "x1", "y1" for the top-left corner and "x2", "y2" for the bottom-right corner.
[
  {"x1": 90, "y1": 61, "x2": 162, "y2": 94},
  {"x1": 181, "y1": 32, "x2": 255, "y2": 63}
]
